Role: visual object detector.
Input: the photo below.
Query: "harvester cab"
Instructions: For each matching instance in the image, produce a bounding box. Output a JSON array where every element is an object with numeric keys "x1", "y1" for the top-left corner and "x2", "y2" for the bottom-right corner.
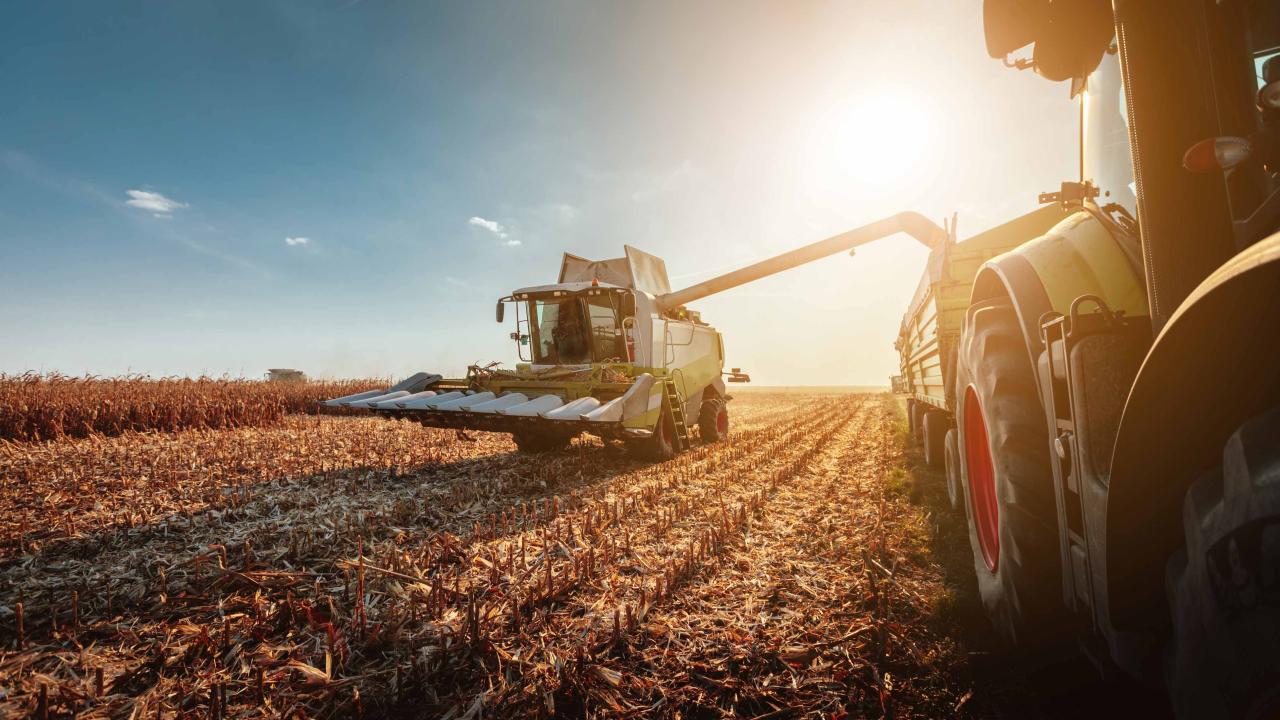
[{"x1": 326, "y1": 212, "x2": 945, "y2": 460}]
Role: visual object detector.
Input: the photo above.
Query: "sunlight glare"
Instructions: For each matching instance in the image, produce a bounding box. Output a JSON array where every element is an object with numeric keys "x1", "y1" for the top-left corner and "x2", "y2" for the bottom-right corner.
[{"x1": 807, "y1": 91, "x2": 934, "y2": 189}]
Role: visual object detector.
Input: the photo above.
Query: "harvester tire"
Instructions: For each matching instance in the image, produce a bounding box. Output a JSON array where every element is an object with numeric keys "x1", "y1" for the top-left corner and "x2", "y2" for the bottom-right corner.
[
  {"x1": 698, "y1": 397, "x2": 729, "y2": 443},
  {"x1": 956, "y1": 301, "x2": 1068, "y2": 652},
  {"x1": 629, "y1": 411, "x2": 675, "y2": 462},
  {"x1": 944, "y1": 428, "x2": 961, "y2": 512},
  {"x1": 1165, "y1": 406, "x2": 1280, "y2": 719},
  {"x1": 923, "y1": 410, "x2": 947, "y2": 470},
  {"x1": 513, "y1": 430, "x2": 574, "y2": 454}
]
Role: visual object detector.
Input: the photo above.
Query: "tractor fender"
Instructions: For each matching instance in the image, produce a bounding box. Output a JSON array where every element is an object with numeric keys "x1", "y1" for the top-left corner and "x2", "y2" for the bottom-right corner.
[
  {"x1": 1105, "y1": 231, "x2": 1280, "y2": 628},
  {"x1": 969, "y1": 210, "x2": 1148, "y2": 386}
]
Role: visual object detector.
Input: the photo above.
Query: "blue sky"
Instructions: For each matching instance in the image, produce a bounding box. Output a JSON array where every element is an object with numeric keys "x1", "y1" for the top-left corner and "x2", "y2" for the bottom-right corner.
[{"x1": 0, "y1": 1, "x2": 1076, "y2": 384}]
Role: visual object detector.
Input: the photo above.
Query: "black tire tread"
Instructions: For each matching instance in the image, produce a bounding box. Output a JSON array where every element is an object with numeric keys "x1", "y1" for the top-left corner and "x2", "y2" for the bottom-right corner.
[
  {"x1": 923, "y1": 409, "x2": 947, "y2": 469},
  {"x1": 1165, "y1": 406, "x2": 1280, "y2": 719},
  {"x1": 698, "y1": 397, "x2": 727, "y2": 443},
  {"x1": 956, "y1": 301, "x2": 1067, "y2": 651},
  {"x1": 944, "y1": 428, "x2": 961, "y2": 512},
  {"x1": 629, "y1": 410, "x2": 675, "y2": 461}
]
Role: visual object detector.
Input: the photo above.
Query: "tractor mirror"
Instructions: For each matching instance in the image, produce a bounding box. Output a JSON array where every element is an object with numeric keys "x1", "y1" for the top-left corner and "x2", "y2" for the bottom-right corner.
[
  {"x1": 984, "y1": 0, "x2": 1112, "y2": 82},
  {"x1": 983, "y1": 0, "x2": 1048, "y2": 58},
  {"x1": 496, "y1": 301, "x2": 505, "y2": 323}
]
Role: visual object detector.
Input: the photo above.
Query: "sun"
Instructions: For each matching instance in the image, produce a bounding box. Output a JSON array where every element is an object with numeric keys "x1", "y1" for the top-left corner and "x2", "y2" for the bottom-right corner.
[{"x1": 805, "y1": 91, "x2": 934, "y2": 188}]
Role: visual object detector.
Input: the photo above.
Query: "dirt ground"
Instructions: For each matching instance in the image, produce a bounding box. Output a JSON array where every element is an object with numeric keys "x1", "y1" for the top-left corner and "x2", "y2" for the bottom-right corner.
[{"x1": 0, "y1": 391, "x2": 1169, "y2": 718}]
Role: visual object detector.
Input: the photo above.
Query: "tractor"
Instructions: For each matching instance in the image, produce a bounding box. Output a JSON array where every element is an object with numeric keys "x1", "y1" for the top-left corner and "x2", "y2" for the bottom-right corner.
[{"x1": 897, "y1": 1, "x2": 1280, "y2": 715}]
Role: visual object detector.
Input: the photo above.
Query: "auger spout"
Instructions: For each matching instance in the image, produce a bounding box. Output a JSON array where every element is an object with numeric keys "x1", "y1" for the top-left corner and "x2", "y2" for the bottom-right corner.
[{"x1": 656, "y1": 211, "x2": 946, "y2": 312}]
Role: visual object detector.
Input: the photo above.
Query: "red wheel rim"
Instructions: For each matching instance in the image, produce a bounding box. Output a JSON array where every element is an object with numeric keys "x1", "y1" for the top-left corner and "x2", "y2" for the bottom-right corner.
[
  {"x1": 716, "y1": 408, "x2": 728, "y2": 435},
  {"x1": 964, "y1": 386, "x2": 999, "y2": 572}
]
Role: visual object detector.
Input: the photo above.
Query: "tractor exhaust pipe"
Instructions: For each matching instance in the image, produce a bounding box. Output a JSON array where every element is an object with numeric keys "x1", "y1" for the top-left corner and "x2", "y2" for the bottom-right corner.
[{"x1": 656, "y1": 211, "x2": 946, "y2": 312}]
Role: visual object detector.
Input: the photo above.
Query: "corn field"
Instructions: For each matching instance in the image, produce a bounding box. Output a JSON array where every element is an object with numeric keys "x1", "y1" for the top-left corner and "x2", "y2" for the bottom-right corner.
[
  {"x1": 0, "y1": 374, "x2": 384, "y2": 442},
  {"x1": 0, "y1": 391, "x2": 1069, "y2": 718}
]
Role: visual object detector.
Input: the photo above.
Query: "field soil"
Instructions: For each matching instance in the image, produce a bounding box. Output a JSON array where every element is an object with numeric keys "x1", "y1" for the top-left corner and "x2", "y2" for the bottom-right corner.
[{"x1": 0, "y1": 391, "x2": 1166, "y2": 718}]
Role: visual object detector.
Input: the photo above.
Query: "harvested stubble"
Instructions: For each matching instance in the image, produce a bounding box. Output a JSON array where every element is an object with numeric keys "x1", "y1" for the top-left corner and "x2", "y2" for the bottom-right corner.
[
  {"x1": 0, "y1": 392, "x2": 976, "y2": 718},
  {"x1": 0, "y1": 373, "x2": 385, "y2": 442}
]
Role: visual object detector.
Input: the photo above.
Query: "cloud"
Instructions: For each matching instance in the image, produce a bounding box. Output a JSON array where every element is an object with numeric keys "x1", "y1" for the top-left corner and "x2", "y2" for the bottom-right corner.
[
  {"x1": 125, "y1": 189, "x2": 188, "y2": 218},
  {"x1": 547, "y1": 203, "x2": 579, "y2": 222},
  {"x1": 468, "y1": 216, "x2": 507, "y2": 238},
  {"x1": 504, "y1": 238, "x2": 522, "y2": 247},
  {"x1": 284, "y1": 237, "x2": 310, "y2": 246}
]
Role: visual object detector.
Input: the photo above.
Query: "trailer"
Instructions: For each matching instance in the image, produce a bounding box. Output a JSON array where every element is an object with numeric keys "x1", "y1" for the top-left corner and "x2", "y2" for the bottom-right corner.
[{"x1": 896, "y1": 205, "x2": 1066, "y2": 477}]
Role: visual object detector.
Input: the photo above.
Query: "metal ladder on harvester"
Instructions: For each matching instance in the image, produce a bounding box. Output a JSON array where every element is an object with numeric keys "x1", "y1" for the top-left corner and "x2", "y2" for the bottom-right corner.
[{"x1": 662, "y1": 377, "x2": 691, "y2": 451}]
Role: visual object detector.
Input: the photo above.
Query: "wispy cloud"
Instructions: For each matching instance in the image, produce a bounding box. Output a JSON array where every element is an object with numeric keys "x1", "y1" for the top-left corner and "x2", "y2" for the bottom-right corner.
[
  {"x1": 468, "y1": 216, "x2": 507, "y2": 238},
  {"x1": 547, "y1": 203, "x2": 579, "y2": 222},
  {"x1": 125, "y1": 189, "x2": 188, "y2": 218},
  {"x1": 285, "y1": 236, "x2": 310, "y2": 247}
]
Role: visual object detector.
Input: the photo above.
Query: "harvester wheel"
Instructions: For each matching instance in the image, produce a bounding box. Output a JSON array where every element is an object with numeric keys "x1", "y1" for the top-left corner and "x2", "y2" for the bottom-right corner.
[
  {"x1": 1165, "y1": 406, "x2": 1280, "y2": 719},
  {"x1": 698, "y1": 397, "x2": 729, "y2": 443},
  {"x1": 944, "y1": 428, "x2": 961, "y2": 512},
  {"x1": 513, "y1": 430, "x2": 574, "y2": 454},
  {"x1": 629, "y1": 410, "x2": 675, "y2": 461},
  {"x1": 956, "y1": 301, "x2": 1067, "y2": 652},
  {"x1": 923, "y1": 410, "x2": 947, "y2": 470}
]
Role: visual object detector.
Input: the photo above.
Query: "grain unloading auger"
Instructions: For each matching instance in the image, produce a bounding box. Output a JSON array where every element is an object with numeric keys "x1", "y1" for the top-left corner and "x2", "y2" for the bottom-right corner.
[{"x1": 325, "y1": 212, "x2": 944, "y2": 459}]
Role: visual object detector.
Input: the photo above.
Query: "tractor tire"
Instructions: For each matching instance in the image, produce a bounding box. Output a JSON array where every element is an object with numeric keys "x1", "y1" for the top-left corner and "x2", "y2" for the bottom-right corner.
[
  {"x1": 698, "y1": 396, "x2": 729, "y2": 443},
  {"x1": 513, "y1": 429, "x2": 574, "y2": 454},
  {"x1": 944, "y1": 428, "x2": 961, "y2": 512},
  {"x1": 912, "y1": 402, "x2": 926, "y2": 446},
  {"x1": 1165, "y1": 406, "x2": 1280, "y2": 719},
  {"x1": 956, "y1": 301, "x2": 1068, "y2": 651},
  {"x1": 923, "y1": 409, "x2": 947, "y2": 470},
  {"x1": 628, "y1": 410, "x2": 675, "y2": 462}
]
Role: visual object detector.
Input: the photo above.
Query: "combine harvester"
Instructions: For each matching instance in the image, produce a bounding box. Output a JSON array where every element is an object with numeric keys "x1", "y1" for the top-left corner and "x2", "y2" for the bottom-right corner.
[{"x1": 326, "y1": 213, "x2": 947, "y2": 459}]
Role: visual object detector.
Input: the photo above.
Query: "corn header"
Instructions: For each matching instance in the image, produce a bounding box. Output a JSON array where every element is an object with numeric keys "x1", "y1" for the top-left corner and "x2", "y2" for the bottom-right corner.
[{"x1": 325, "y1": 212, "x2": 944, "y2": 459}]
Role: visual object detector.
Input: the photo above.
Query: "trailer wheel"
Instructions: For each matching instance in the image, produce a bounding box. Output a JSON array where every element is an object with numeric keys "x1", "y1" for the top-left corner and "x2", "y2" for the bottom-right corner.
[
  {"x1": 698, "y1": 397, "x2": 728, "y2": 443},
  {"x1": 1165, "y1": 406, "x2": 1280, "y2": 719},
  {"x1": 911, "y1": 402, "x2": 926, "y2": 446},
  {"x1": 513, "y1": 430, "x2": 575, "y2": 453},
  {"x1": 944, "y1": 428, "x2": 961, "y2": 512},
  {"x1": 628, "y1": 411, "x2": 675, "y2": 461},
  {"x1": 907, "y1": 399, "x2": 919, "y2": 438},
  {"x1": 956, "y1": 301, "x2": 1067, "y2": 651},
  {"x1": 923, "y1": 410, "x2": 947, "y2": 470}
]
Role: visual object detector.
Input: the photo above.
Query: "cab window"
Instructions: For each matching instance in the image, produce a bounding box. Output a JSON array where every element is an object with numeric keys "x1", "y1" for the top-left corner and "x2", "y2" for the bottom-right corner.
[
  {"x1": 584, "y1": 295, "x2": 624, "y2": 361},
  {"x1": 530, "y1": 298, "x2": 589, "y2": 364}
]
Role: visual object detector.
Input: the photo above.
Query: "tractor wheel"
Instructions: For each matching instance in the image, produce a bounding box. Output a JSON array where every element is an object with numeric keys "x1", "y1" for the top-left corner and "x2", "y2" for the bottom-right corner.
[
  {"x1": 944, "y1": 428, "x2": 961, "y2": 512},
  {"x1": 956, "y1": 301, "x2": 1068, "y2": 651},
  {"x1": 698, "y1": 396, "x2": 729, "y2": 443},
  {"x1": 1165, "y1": 406, "x2": 1280, "y2": 719},
  {"x1": 513, "y1": 429, "x2": 574, "y2": 454},
  {"x1": 628, "y1": 410, "x2": 675, "y2": 461},
  {"x1": 923, "y1": 410, "x2": 947, "y2": 470}
]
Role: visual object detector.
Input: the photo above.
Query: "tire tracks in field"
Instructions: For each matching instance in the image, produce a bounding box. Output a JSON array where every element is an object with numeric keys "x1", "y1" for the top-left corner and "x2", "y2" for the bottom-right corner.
[
  {"x1": 455, "y1": 397, "x2": 870, "y2": 717},
  {"x1": 503, "y1": 394, "x2": 963, "y2": 719}
]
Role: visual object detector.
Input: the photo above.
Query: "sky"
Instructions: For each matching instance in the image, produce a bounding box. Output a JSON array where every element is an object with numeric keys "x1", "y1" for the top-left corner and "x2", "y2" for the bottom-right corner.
[{"x1": 0, "y1": 1, "x2": 1077, "y2": 385}]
